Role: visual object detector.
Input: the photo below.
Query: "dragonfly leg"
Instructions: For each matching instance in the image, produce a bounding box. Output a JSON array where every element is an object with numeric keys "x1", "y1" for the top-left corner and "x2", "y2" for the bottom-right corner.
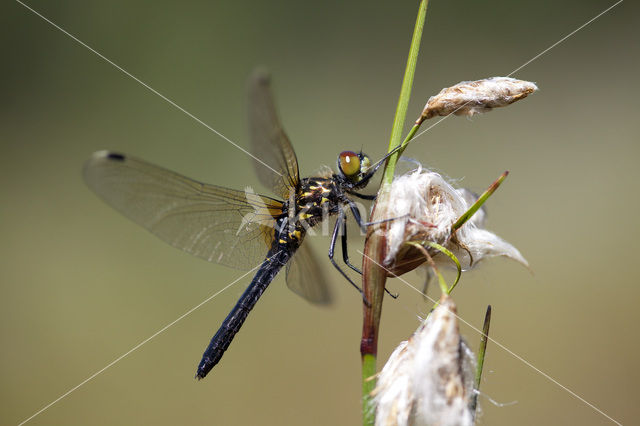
[
  {"x1": 346, "y1": 200, "x2": 367, "y2": 233},
  {"x1": 348, "y1": 191, "x2": 377, "y2": 200},
  {"x1": 343, "y1": 202, "x2": 399, "y2": 300},
  {"x1": 346, "y1": 196, "x2": 409, "y2": 232},
  {"x1": 356, "y1": 143, "x2": 404, "y2": 185},
  {"x1": 329, "y1": 210, "x2": 370, "y2": 306},
  {"x1": 364, "y1": 214, "x2": 411, "y2": 229},
  {"x1": 340, "y1": 217, "x2": 362, "y2": 275}
]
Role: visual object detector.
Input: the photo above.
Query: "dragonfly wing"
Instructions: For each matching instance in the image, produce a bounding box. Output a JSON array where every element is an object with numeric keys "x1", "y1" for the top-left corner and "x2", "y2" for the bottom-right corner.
[
  {"x1": 285, "y1": 240, "x2": 333, "y2": 305},
  {"x1": 83, "y1": 151, "x2": 283, "y2": 270},
  {"x1": 248, "y1": 69, "x2": 300, "y2": 199}
]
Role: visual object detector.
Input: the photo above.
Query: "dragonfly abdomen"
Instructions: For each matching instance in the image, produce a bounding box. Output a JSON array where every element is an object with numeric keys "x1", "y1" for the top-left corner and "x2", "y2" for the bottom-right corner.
[{"x1": 195, "y1": 245, "x2": 294, "y2": 379}]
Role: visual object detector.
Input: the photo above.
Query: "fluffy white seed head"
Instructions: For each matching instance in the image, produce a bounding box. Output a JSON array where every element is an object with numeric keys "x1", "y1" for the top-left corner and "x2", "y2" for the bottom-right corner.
[
  {"x1": 382, "y1": 166, "x2": 528, "y2": 273},
  {"x1": 420, "y1": 77, "x2": 538, "y2": 120},
  {"x1": 373, "y1": 295, "x2": 476, "y2": 426}
]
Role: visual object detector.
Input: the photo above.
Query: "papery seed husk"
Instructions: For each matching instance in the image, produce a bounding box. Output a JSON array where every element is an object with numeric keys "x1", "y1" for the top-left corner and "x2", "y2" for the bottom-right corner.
[
  {"x1": 381, "y1": 167, "x2": 528, "y2": 276},
  {"x1": 420, "y1": 77, "x2": 538, "y2": 121},
  {"x1": 373, "y1": 295, "x2": 476, "y2": 426}
]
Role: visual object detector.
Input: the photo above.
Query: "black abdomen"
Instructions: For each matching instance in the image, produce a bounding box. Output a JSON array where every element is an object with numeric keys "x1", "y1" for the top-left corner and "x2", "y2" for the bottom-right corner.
[{"x1": 195, "y1": 243, "x2": 294, "y2": 379}]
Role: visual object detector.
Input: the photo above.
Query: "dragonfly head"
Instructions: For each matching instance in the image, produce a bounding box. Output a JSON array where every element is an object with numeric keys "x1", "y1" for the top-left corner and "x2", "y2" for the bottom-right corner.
[{"x1": 337, "y1": 151, "x2": 371, "y2": 183}]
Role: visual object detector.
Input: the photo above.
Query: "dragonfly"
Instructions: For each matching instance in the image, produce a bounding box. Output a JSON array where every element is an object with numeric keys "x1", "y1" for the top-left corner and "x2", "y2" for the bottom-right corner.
[{"x1": 83, "y1": 70, "x2": 396, "y2": 379}]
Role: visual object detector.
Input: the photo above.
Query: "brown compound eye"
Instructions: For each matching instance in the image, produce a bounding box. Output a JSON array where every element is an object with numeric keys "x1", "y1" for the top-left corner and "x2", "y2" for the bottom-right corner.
[{"x1": 338, "y1": 151, "x2": 360, "y2": 177}]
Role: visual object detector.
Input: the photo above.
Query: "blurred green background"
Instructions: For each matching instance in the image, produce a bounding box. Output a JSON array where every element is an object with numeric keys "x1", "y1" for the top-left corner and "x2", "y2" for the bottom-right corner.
[{"x1": 2, "y1": 0, "x2": 638, "y2": 424}]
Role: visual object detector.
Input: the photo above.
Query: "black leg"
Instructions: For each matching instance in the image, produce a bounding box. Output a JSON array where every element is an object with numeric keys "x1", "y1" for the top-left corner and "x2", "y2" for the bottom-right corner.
[
  {"x1": 364, "y1": 214, "x2": 411, "y2": 227},
  {"x1": 344, "y1": 201, "x2": 399, "y2": 300},
  {"x1": 341, "y1": 217, "x2": 362, "y2": 275},
  {"x1": 348, "y1": 191, "x2": 377, "y2": 200},
  {"x1": 347, "y1": 201, "x2": 367, "y2": 233},
  {"x1": 357, "y1": 143, "x2": 404, "y2": 186},
  {"x1": 329, "y1": 209, "x2": 364, "y2": 296}
]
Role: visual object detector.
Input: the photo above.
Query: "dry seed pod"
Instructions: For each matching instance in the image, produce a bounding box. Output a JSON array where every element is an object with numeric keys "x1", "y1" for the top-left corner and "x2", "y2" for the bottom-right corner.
[
  {"x1": 419, "y1": 77, "x2": 538, "y2": 122},
  {"x1": 373, "y1": 295, "x2": 476, "y2": 426}
]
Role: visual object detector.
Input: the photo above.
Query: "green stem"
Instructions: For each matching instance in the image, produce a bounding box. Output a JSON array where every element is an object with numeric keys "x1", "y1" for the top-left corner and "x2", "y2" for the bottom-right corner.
[
  {"x1": 401, "y1": 123, "x2": 421, "y2": 147},
  {"x1": 361, "y1": 353, "x2": 377, "y2": 424},
  {"x1": 471, "y1": 305, "x2": 492, "y2": 420},
  {"x1": 452, "y1": 171, "x2": 508, "y2": 232},
  {"x1": 381, "y1": 2, "x2": 429, "y2": 188},
  {"x1": 362, "y1": 2, "x2": 429, "y2": 425},
  {"x1": 424, "y1": 241, "x2": 461, "y2": 293},
  {"x1": 407, "y1": 241, "x2": 449, "y2": 294}
]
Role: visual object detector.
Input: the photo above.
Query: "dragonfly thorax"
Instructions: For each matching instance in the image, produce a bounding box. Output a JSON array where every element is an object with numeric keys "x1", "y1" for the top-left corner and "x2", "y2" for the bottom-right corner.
[{"x1": 294, "y1": 177, "x2": 343, "y2": 223}]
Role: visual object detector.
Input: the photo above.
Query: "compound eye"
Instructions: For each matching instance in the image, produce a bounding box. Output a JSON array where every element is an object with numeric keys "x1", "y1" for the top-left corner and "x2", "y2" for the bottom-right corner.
[{"x1": 339, "y1": 151, "x2": 361, "y2": 177}]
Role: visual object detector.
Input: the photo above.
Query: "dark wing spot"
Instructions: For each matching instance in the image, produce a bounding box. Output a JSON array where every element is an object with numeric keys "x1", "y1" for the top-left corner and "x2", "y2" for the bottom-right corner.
[{"x1": 107, "y1": 152, "x2": 126, "y2": 161}]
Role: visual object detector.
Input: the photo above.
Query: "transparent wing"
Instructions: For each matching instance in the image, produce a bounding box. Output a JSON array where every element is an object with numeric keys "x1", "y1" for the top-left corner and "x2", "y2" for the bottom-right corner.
[
  {"x1": 286, "y1": 240, "x2": 333, "y2": 305},
  {"x1": 248, "y1": 69, "x2": 300, "y2": 199},
  {"x1": 83, "y1": 151, "x2": 283, "y2": 270}
]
